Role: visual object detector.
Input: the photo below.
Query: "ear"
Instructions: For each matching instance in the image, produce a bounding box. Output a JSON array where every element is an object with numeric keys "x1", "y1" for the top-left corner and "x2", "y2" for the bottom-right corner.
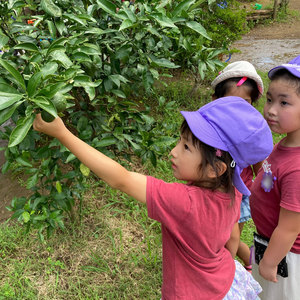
[{"x1": 206, "y1": 161, "x2": 227, "y2": 178}]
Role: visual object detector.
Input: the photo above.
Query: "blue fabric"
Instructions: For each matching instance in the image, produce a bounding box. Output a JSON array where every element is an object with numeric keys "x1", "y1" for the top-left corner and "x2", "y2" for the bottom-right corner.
[{"x1": 239, "y1": 194, "x2": 251, "y2": 223}]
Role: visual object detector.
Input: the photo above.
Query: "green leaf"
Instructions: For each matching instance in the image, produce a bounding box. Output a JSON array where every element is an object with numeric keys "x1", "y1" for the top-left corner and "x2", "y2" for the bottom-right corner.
[
  {"x1": 198, "y1": 62, "x2": 207, "y2": 80},
  {"x1": 0, "y1": 83, "x2": 20, "y2": 94},
  {"x1": 72, "y1": 52, "x2": 92, "y2": 63},
  {"x1": 55, "y1": 20, "x2": 67, "y2": 36},
  {"x1": 46, "y1": 37, "x2": 67, "y2": 57},
  {"x1": 37, "y1": 82, "x2": 65, "y2": 98},
  {"x1": 80, "y1": 163, "x2": 90, "y2": 177},
  {"x1": 27, "y1": 173, "x2": 39, "y2": 189},
  {"x1": 0, "y1": 59, "x2": 26, "y2": 91},
  {"x1": 185, "y1": 21, "x2": 211, "y2": 40},
  {"x1": 0, "y1": 92, "x2": 23, "y2": 110},
  {"x1": 111, "y1": 89, "x2": 126, "y2": 98},
  {"x1": 47, "y1": 20, "x2": 57, "y2": 39},
  {"x1": 41, "y1": 0, "x2": 62, "y2": 17},
  {"x1": 96, "y1": 0, "x2": 117, "y2": 16},
  {"x1": 14, "y1": 42, "x2": 39, "y2": 52},
  {"x1": 40, "y1": 62, "x2": 58, "y2": 78},
  {"x1": 152, "y1": 14, "x2": 178, "y2": 28},
  {"x1": 0, "y1": 100, "x2": 24, "y2": 125},
  {"x1": 50, "y1": 50, "x2": 73, "y2": 68},
  {"x1": 22, "y1": 211, "x2": 30, "y2": 223},
  {"x1": 0, "y1": 34, "x2": 9, "y2": 49},
  {"x1": 66, "y1": 153, "x2": 76, "y2": 163},
  {"x1": 63, "y1": 13, "x2": 87, "y2": 26},
  {"x1": 84, "y1": 86, "x2": 96, "y2": 100},
  {"x1": 55, "y1": 181, "x2": 62, "y2": 193},
  {"x1": 148, "y1": 55, "x2": 180, "y2": 69},
  {"x1": 27, "y1": 72, "x2": 42, "y2": 97},
  {"x1": 172, "y1": 0, "x2": 195, "y2": 17},
  {"x1": 8, "y1": 114, "x2": 35, "y2": 148},
  {"x1": 94, "y1": 137, "x2": 117, "y2": 148},
  {"x1": 123, "y1": 6, "x2": 136, "y2": 23},
  {"x1": 16, "y1": 157, "x2": 33, "y2": 167},
  {"x1": 74, "y1": 75, "x2": 101, "y2": 87},
  {"x1": 115, "y1": 45, "x2": 132, "y2": 60},
  {"x1": 78, "y1": 44, "x2": 101, "y2": 55},
  {"x1": 119, "y1": 19, "x2": 133, "y2": 31},
  {"x1": 32, "y1": 97, "x2": 58, "y2": 119}
]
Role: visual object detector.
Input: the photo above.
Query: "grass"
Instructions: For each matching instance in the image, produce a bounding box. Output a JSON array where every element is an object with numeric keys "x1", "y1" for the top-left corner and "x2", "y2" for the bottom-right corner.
[{"x1": 0, "y1": 69, "x2": 281, "y2": 299}]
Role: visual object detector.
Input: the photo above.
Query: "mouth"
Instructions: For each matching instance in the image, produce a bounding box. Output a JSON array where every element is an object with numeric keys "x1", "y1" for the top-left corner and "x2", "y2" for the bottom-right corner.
[
  {"x1": 171, "y1": 160, "x2": 177, "y2": 170},
  {"x1": 267, "y1": 119, "x2": 277, "y2": 125}
]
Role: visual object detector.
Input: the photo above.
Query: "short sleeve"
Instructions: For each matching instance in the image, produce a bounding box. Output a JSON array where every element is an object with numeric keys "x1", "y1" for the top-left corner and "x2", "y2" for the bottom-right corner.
[
  {"x1": 146, "y1": 176, "x2": 192, "y2": 226},
  {"x1": 280, "y1": 170, "x2": 300, "y2": 212}
]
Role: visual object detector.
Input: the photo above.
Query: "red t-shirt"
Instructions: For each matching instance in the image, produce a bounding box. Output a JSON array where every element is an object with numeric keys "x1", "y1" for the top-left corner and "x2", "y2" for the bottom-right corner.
[
  {"x1": 146, "y1": 176, "x2": 241, "y2": 300},
  {"x1": 250, "y1": 140, "x2": 300, "y2": 254},
  {"x1": 241, "y1": 165, "x2": 254, "y2": 190}
]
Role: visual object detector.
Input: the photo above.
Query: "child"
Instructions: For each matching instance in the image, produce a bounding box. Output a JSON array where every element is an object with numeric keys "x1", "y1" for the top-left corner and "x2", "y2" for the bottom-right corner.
[
  {"x1": 33, "y1": 96, "x2": 273, "y2": 299},
  {"x1": 250, "y1": 55, "x2": 300, "y2": 300},
  {"x1": 211, "y1": 61, "x2": 264, "y2": 272}
]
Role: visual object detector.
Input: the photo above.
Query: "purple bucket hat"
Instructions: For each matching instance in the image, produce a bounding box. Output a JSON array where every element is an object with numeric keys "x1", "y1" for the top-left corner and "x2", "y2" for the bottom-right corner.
[
  {"x1": 181, "y1": 96, "x2": 273, "y2": 196},
  {"x1": 268, "y1": 55, "x2": 300, "y2": 79}
]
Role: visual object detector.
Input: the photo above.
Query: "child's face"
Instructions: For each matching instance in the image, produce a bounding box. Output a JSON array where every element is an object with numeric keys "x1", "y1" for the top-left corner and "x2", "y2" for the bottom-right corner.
[
  {"x1": 264, "y1": 79, "x2": 300, "y2": 135},
  {"x1": 170, "y1": 134, "x2": 203, "y2": 182},
  {"x1": 224, "y1": 85, "x2": 252, "y2": 104}
]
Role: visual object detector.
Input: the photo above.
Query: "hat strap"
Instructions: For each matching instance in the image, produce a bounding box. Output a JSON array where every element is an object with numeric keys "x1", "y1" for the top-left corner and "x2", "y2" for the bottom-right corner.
[{"x1": 236, "y1": 76, "x2": 247, "y2": 87}]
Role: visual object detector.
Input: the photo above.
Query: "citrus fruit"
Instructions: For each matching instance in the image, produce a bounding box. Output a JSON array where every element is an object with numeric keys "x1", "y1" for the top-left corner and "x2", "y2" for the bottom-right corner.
[{"x1": 41, "y1": 110, "x2": 55, "y2": 122}]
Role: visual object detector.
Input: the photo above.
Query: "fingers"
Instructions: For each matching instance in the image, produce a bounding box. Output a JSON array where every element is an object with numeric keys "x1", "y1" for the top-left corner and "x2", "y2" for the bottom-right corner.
[{"x1": 33, "y1": 113, "x2": 42, "y2": 131}]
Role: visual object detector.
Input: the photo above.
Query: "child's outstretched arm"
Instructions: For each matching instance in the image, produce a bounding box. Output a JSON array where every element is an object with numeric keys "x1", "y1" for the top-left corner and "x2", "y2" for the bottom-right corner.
[
  {"x1": 259, "y1": 207, "x2": 300, "y2": 282},
  {"x1": 33, "y1": 114, "x2": 147, "y2": 203}
]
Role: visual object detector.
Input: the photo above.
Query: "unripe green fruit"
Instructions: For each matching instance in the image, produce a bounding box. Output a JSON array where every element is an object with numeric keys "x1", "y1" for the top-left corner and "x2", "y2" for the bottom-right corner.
[{"x1": 41, "y1": 110, "x2": 55, "y2": 122}]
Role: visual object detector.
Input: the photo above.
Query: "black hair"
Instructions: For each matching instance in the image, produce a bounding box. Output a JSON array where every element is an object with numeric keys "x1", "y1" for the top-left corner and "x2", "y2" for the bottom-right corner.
[
  {"x1": 269, "y1": 69, "x2": 300, "y2": 96},
  {"x1": 214, "y1": 77, "x2": 260, "y2": 104},
  {"x1": 180, "y1": 120, "x2": 235, "y2": 197}
]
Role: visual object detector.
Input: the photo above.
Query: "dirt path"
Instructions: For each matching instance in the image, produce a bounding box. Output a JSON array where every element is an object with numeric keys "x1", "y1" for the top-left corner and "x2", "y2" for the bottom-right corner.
[{"x1": 230, "y1": 0, "x2": 300, "y2": 71}]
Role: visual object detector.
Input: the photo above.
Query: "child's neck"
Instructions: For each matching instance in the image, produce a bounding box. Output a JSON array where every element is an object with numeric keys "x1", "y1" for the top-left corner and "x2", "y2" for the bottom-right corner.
[{"x1": 282, "y1": 133, "x2": 300, "y2": 147}]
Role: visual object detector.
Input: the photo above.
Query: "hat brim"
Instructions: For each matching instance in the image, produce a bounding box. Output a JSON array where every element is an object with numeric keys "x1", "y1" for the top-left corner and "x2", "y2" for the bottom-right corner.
[
  {"x1": 180, "y1": 110, "x2": 227, "y2": 150},
  {"x1": 268, "y1": 65, "x2": 300, "y2": 79}
]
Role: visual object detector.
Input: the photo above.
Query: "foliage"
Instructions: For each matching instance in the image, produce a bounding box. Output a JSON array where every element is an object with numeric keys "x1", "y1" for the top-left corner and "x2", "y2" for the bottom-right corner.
[
  {"x1": 197, "y1": 0, "x2": 248, "y2": 49},
  {"x1": 0, "y1": 0, "x2": 226, "y2": 239}
]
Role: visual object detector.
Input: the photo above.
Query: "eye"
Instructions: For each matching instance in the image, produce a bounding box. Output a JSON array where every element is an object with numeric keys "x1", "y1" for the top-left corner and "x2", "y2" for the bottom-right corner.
[
  {"x1": 280, "y1": 101, "x2": 288, "y2": 106},
  {"x1": 266, "y1": 98, "x2": 272, "y2": 103},
  {"x1": 184, "y1": 144, "x2": 189, "y2": 150}
]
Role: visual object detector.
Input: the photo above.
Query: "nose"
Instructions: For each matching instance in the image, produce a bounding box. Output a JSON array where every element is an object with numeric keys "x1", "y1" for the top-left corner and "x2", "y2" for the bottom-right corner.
[
  {"x1": 170, "y1": 144, "x2": 178, "y2": 157},
  {"x1": 264, "y1": 102, "x2": 276, "y2": 117}
]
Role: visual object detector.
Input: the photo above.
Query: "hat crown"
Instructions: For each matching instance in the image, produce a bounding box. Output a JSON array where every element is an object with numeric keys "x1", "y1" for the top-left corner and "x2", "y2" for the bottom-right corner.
[
  {"x1": 211, "y1": 61, "x2": 264, "y2": 96},
  {"x1": 268, "y1": 55, "x2": 300, "y2": 79},
  {"x1": 181, "y1": 96, "x2": 273, "y2": 195}
]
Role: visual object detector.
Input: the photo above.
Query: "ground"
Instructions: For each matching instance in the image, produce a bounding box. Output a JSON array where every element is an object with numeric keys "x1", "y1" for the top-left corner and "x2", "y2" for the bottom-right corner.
[
  {"x1": 244, "y1": 0, "x2": 300, "y2": 39},
  {"x1": 1, "y1": 0, "x2": 300, "y2": 222}
]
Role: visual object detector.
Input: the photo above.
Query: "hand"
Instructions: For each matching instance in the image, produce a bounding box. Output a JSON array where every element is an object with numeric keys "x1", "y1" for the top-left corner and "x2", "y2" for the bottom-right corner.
[
  {"x1": 33, "y1": 113, "x2": 67, "y2": 139},
  {"x1": 259, "y1": 258, "x2": 278, "y2": 282}
]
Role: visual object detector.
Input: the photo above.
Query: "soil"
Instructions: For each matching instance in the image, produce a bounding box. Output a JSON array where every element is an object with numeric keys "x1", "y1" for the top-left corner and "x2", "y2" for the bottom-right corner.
[
  {"x1": 230, "y1": 0, "x2": 300, "y2": 71},
  {"x1": 1, "y1": 0, "x2": 300, "y2": 223}
]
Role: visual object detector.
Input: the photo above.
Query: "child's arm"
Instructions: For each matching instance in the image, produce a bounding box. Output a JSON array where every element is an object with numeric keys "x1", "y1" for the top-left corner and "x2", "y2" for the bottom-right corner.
[
  {"x1": 33, "y1": 115, "x2": 147, "y2": 203},
  {"x1": 225, "y1": 222, "x2": 240, "y2": 258},
  {"x1": 259, "y1": 207, "x2": 300, "y2": 282}
]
